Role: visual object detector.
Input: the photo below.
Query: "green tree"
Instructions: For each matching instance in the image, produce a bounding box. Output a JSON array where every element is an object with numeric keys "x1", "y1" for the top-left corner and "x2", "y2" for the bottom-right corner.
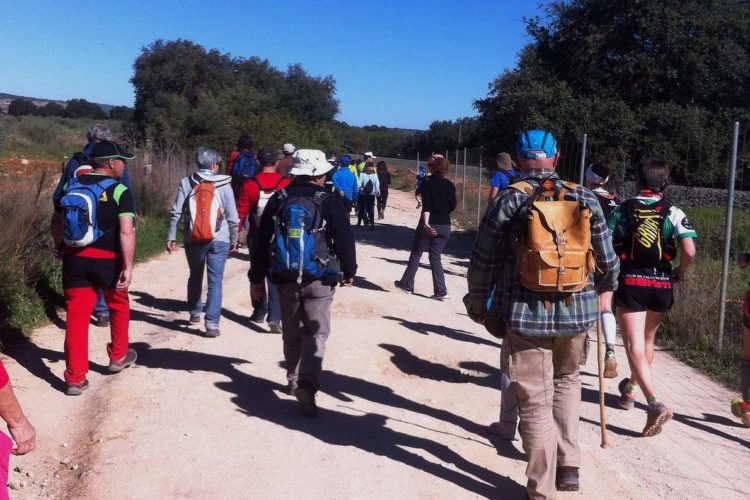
[
  {"x1": 475, "y1": 0, "x2": 750, "y2": 185},
  {"x1": 109, "y1": 105, "x2": 134, "y2": 121},
  {"x1": 34, "y1": 102, "x2": 66, "y2": 117},
  {"x1": 65, "y1": 99, "x2": 107, "y2": 119},
  {"x1": 8, "y1": 99, "x2": 37, "y2": 116}
]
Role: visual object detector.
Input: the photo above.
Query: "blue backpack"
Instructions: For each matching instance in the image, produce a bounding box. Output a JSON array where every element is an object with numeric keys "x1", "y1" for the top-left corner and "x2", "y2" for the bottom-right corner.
[
  {"x1": 60, "y1": 177, "x2": 117, "y2": 247},
  {"x1": 270, "y1": 190, "x2": 338, "y2": 284},
  {"x1": 231, "y1": 151, "x2": 256, "y2": 183}
]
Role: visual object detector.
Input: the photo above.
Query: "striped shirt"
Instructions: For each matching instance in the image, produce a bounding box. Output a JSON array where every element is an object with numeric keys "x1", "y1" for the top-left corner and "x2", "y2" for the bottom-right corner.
[{"x1": 466, "y1": 172, "x2": 620, "y2": 336}]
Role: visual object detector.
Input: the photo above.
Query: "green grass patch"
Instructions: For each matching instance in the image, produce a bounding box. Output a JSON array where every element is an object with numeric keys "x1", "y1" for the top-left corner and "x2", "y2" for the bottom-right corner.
[{"x1": 135, "y1": 215, "x2": 175, "y2": 262}]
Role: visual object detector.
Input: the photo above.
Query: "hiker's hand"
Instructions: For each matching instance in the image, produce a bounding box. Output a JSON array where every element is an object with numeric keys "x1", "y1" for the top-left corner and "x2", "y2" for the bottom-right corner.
[
  {"x1": 250, "y1": 284, "x2": 266, "y2": 303},
  {"x1": 166, "y1": 241, "x2": 177, "y2": 254},
  {"x1": 423, "y1": 224, "x2": 437, "y2": 237},
  {"x1": 738, "y1": 252, "x2": 749, "y2": 269},
  {"x1": 230, "y1": 245, "x2": 238, "y2": 254},
  {"x1": 116, "y1": 269, "x2": 132, "y2": 291},
  {"x1": 341, "y1": 278, "x2": 354, "y2": 287},
  {"x1": 8, "y1": 414, "x2": 36, "y2": 455}
]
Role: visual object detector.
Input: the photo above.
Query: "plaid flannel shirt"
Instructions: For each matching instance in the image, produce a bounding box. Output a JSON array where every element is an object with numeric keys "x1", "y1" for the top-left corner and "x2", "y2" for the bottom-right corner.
[{"x1": 466, "y1": 171, "x2": 620, "y2": 336}]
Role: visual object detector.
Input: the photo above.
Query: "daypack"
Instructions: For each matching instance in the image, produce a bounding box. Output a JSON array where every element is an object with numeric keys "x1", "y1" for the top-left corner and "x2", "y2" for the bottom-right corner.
[
  {"x1": 251, "y1": 176, "x2": 285, "y2": 228},
  {"x1": 231, "y1": 151, "x2": 257, "y2": 183},
  {"x1": 510, "y1": 179, "x2": 595, "y2": 295},
  {"x1": 60, "y1": 177, "x2": 117, "y2": 247},
  {"x1": 362, "y1": 178, "x2": 374, "y2": 195},
  {"x1": 594, "y1": 191, "x2": 621, "y2": 221},
  {"x1": 616, "y1": 197, "x2": 675, "y2": 267},
  {"x1": 496, "y1": 169, "x2": 523, "y2": 189},
  {"x1": 270, "y1": 190, "x2": 337, "y2": 284},
  {"x1": 186, "y1": 174, "x2": 231, "y2": 243}
]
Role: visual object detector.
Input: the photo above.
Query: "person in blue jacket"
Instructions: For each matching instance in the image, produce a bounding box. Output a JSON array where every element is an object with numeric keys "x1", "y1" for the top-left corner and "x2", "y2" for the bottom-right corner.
[
  {"x1": 332, "y1": 155, "x2": 358, "y2": 214},
  {"x1": 52, "y1": 124, "x2": 136, "y2": 327}
]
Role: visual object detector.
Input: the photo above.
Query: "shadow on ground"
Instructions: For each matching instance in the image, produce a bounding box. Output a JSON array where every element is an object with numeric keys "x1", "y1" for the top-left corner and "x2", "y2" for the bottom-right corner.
[
  {"x1": 132, "y1": 343, "x2": 526, "y2": 498},
  {"x1": 383, "y1": 315, "x2": 500, "y2": 349}
]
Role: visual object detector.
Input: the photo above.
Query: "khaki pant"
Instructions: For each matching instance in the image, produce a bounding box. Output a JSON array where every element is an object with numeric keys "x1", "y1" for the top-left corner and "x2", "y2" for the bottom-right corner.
[{"x1": 506, "y1": 330, "x2": 587, "y2": 500}]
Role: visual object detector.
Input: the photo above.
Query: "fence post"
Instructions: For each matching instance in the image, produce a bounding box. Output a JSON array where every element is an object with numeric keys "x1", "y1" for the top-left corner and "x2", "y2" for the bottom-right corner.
[
  {"x1": 455, "y1": 149, "x2": 459, "y2": 181},
  {"x1": 462, "y1": 148, "x2": 467, "y2": 210},
  {"x1": 578, "y1": 133, "x2": 588, "y2": 184},
  {"x1": 477, "y1": 156, "x2": 483, "y2": 226},
  {"x1": 718, "y1": 121, "x2": 740, "y2": 350}
]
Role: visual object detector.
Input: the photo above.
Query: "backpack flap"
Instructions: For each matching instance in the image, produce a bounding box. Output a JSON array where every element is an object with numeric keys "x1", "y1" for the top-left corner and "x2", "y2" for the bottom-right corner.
[{"x1": 517, "y1": 198, "x2": 593, "y2": 293}]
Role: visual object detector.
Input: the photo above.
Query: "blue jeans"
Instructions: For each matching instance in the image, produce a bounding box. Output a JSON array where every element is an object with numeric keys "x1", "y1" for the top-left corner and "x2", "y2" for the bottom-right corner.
[
  {"x1": 185, "y1": 241, "x2": 230, "y2": 329},
  {"x1": 94, "y1": 289, "x2": 109, "y2": 317},
  {"x1": 254, "y1": 277, "x2": 281, "y2": 323}
]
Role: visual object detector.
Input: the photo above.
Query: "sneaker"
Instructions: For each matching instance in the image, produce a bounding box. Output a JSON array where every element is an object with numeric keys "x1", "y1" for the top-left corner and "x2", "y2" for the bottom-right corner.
[
  {"x1": 487, "y1": 421, "x2": 518, "y2": 441},
  {"x1": 189, "y1": 314, "x2": 201, "y2": 324},
  {"x1": 394, "y1": 280, "x2": 413, "y2": 294},
  {"x1": 65, "y1": 379, "x2": 90, "y2": 396},
  {"x1": 431, "y1": 293, "x2": 450, "y2": 301},
  {"x1": 95, "y1": 313, "x2": 110, "y2": 328},
  {"x1": 294, "y1": 384, "x2": 318, "y2": 417},
  {"x1": 204, "y1": 328, "x2": 220, "y2": 338},
  {"x1": 603, "y1": 350, "x2": 618, "y2": 378},
  {"x1": 267, "y1": 321, "x2": 282, "y2": 334},
  {"x1": 108, "y1": 348, "x2": 137, "y2": 373},
  {"x1": 731, "y1": 397, "x2": 750, "y2": 428},
  {"x1": 618, "y1": 378, "x2": 636, "y2": 410},
  {"x1": 555, "y1": 467, "x2": 579, "y2": 492},
  {"x1": 642, "y1": 401, "x2": 673, "y2": 437}
]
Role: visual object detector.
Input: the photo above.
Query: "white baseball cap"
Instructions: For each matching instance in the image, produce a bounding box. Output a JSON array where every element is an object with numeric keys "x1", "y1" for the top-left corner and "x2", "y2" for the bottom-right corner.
[
  {"x1": 289, "y1": 149, "x2": 334, "y2": 177},
  {"x1": 364, "y1": 151, "x2": 376, "y2": 158},
  {"x1": 282, "y1": 143, "x2": 295, "y2": 154}
]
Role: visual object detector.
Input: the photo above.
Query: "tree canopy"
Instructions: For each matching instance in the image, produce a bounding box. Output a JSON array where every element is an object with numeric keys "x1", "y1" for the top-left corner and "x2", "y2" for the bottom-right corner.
[
  {"x1": 475, "y1": 0, "x2": 750, "y2": 185},
  {"x1": 131, "y1": 39, "x2": 340, "y2": 152}
]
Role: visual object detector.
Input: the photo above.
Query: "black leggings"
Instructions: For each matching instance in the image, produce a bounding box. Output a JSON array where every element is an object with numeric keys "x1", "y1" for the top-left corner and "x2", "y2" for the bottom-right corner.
[
  {"x1": 357, "y1": 195, "x2": 376, "y2": 226},
  {"x1": 377, "y1": 191, "x2": 389, "y2": 214}
]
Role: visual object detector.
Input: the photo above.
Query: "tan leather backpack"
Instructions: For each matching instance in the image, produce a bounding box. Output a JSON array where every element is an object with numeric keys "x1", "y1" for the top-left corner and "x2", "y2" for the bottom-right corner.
[{"x1": 510, "y1": 179, "x2": 595, "y2": 296}]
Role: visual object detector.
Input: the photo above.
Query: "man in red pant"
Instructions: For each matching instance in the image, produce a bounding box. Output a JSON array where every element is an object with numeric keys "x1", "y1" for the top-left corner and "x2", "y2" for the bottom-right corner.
[{"x1": 52, "y1": 140, "x2": 137, "y2": 395}]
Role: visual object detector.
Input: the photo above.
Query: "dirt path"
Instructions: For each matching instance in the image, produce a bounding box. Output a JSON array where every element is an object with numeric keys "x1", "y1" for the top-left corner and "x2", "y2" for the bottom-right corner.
[{"x1": 2, "y1": 189, "x2": 747, "y2": 499}]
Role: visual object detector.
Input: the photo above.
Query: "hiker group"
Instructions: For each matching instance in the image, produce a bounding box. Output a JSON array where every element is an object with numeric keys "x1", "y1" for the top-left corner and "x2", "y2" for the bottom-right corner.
[{"x1": 3, "y1": 121, "x2": 748, "y2": 499}]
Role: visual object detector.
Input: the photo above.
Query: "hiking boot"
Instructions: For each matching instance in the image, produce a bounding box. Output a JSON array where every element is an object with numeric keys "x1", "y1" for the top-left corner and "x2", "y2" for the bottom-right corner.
[
  {"x1": 248, "y1": 311, "x2": 265, "y2": 323},
  {"x1": 618, "y1": 378, "x2": 636, "y2": 410},
  {"x1": 394, "y1": 280, "x2": 413, "y2": 294},
  {"x1": 108, "y1": 348, "x2": 137, "y2": 373},
  {"x1": 189, "y1": 314, "x2": 201, "y2": 324},
  {"x1": 431, "y1": 293, "x2": 450, "y2": 301},
  {"x1": 730, "y1": 397, "x2": 750, "y2": 428},
  {"x1": 603, "y1": 350, "x2": 618, "y2": 378},
  {"x1": 285, "y1": 379, "x2": 298, "y2": 395},
  {"x1": 643, "y1": 401, "x2": 673, "y2": 436},
  {"x1": 555, "y1": 467, "x2": 579, "y2": 491},
  {"x1": 267, "y1": 321, "x2": 282, "y2": 334},
  {"x1": 95, "y1": 313, "x2": 110, "y2": 328},
  {"x1": 295, "y1": 384, "x2": 318, "y2": 417},
  {"x1": 65, "y1": 379, "x2": 90, "y2": 396},
  {"x1": 204, "y1": 328, "x2": 220, "y2": 338},
  {"x1": 487, "y1": 420, "x2": 518, "y2": 441}
]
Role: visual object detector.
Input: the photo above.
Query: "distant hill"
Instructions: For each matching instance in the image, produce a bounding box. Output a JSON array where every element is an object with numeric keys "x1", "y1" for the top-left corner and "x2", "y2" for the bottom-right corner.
[{"x1": 0, "y1": 92, "x2": 115, "y2": 113}]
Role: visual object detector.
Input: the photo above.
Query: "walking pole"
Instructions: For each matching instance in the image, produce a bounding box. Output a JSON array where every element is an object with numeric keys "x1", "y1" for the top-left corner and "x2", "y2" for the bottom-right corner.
[{"x1": 597, "y1": 316, "x2": 609, "y2": 448}]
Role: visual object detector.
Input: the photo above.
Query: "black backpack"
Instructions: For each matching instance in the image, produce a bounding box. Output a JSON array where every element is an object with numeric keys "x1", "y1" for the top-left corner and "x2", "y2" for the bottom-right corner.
[
  {"x1": 362, "y1": 179, "x2": 374, "y2": 195},
  {"x1": 616, "y1": 198, "x2": 676, "y2": 267}
]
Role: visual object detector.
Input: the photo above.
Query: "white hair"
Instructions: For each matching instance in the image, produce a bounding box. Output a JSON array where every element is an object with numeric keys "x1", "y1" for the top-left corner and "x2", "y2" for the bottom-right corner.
[
  {"x1": 86, "y1": 123, "x2": 113, "y2": 142},
  {"x1": 195, "y1": 147, "x2": 222, "y2": 170}
]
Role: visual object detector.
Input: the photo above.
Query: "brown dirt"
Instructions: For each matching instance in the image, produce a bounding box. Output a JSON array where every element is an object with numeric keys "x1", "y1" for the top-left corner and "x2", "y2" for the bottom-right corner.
[{"x1": 1, "y1": 189, "x2": 747, "y2": 499}]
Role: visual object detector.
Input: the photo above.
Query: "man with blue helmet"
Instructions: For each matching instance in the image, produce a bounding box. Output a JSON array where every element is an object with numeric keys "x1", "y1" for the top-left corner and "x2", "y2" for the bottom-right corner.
[{"x1": 332, "y1": 155, "x2": 358, "y2": 214}]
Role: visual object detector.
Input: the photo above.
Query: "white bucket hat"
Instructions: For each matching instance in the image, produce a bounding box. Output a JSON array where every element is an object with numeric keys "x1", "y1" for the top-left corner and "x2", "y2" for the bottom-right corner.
[
  {"x1": 364, "y1": 151, "x2": 376, "y2": 158},
  {"x1": 289, "y1": 149, "x2": 334, "y2": 177},
  {"x1": 282, "y1": 143, "x2": 295, "y2": 154}
]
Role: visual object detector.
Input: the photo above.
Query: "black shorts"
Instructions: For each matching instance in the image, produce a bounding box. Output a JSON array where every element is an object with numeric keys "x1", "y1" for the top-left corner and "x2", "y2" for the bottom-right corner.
[
  {"x1": 63, "y1": 255, "x2": 122, "y2": 290},
  {"x1": 614, "y1": 271, "x2": 674, "y2": 313}
]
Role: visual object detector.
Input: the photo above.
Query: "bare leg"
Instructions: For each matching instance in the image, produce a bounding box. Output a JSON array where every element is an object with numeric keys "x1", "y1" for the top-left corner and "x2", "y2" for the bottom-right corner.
[{"x1": 618, "y1": 306, "x2": 658, "y2": 401}]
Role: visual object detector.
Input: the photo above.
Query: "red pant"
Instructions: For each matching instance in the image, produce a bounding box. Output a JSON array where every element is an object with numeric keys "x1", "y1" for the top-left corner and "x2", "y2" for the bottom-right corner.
[{"x1": 64, "y1": 287, "x2": 130, "y2": 384}]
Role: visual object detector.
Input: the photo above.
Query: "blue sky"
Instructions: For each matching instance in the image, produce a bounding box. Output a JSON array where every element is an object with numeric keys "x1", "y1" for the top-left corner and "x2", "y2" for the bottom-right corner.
[{"x1": 0, "y1": 0, "x2": 545, "y2": 129}]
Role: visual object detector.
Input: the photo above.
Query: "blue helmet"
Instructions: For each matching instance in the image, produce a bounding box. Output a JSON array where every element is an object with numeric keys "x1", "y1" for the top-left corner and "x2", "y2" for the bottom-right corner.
[
  {"x1": 340, "y1": 155, "x2": 352, "y2": 166},
  {"x1": 516, "y1": 130, "x2": 557, "y2": 159}
]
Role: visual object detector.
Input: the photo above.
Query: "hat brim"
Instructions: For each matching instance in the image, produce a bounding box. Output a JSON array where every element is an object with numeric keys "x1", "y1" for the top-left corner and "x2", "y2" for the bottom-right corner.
[
  {"x1": 94, "y1": 151, "x2": 135, "y2": 161},
  {"x1": 288, "y1": 162, "x2": 334, "y2": 177}
]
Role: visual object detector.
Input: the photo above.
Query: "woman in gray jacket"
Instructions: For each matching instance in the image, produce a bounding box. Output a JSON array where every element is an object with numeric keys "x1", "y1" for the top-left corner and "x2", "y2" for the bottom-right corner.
[{"x1": 166, "y1": 147, "x2": 239, "y2": 337}]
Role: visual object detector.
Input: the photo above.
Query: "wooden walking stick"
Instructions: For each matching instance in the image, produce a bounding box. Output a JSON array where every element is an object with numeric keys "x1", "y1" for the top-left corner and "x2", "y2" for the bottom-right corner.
[{"x1": 597, "y1": 316, "x2": 609, "y2": 448}]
